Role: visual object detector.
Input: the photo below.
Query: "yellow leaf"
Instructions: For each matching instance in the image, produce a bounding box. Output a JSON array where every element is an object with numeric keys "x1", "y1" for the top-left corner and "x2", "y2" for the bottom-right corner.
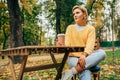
[
  {"x1": 0, "y1": 2, "x2": 5, "y2": 7},
  {"x1": 20, "y1": 0, "x2": 32, "y2": 15}
]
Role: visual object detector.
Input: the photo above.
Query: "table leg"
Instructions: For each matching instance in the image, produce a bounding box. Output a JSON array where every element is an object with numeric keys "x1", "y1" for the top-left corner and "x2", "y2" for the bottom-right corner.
[
  {"x1": 50, "y1": 52, "x2": 57, "y2": 64},
  {"x1": 50, "y1": 52, "x2": 60, "y2": 72},
  {"x1": 8, "y1": 56, "x2": 17, "y2": 80},
  {"x1": 55, "y1": 50, "x2": 69, "y2": 80},
  {"x1": 18, "y1": 56, "x2": 28, "y2": 80}
]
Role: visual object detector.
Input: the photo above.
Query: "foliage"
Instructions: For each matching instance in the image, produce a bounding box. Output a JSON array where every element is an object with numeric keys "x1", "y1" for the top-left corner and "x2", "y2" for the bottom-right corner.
[
  {"x1": 22, "y1": 3, "x2": 40, "y2": 45},
  {"x1": 85, "y1": 0, "x2": 105, "y2": 40},
  {"x1": 0, "y1": 0, "x2": 45, "y2": 48},
  {"x1": 20, "y1": 0, "x2": 32, "y2": 15},
  {"x1": 0, "y1": 2, "x2": 10, "y2": 49},
  {"x1": 46, "y1": 0, "x2": 85, "y2": 34},
  {"x1": 0, "y1": 0, "x2": 120, "y2": 48},
  {"x1": 60, "y1": 0, "x2": 84, "y2": 33},
  {"x1": 87, "y1": 0, "x2": 104, "y2": 28},
  {"x1": 43, "y1": 0, "x2": 56, "y2": 28},
  {"x1": 86, "y1": 0, "x2": 96, "y2": 15},
  {"x1": 23, "y1": 26, "x2": 39, "y2": 45}
]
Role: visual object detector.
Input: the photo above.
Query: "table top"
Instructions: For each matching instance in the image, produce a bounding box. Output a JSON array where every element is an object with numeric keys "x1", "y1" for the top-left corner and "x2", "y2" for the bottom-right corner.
[{"x1": 0, "y1": 46, "x2": 84, "y2": 56}]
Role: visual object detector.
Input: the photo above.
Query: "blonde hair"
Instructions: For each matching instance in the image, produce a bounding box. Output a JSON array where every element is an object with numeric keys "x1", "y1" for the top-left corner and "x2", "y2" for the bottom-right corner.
[{"x1": 72, "y1": 5, "x2": 88, "y2": 21}]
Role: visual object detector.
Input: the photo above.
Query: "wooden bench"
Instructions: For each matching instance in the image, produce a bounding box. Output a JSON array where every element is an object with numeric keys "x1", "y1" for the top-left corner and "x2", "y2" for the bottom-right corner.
[
  {"x1": 92, "y1": 71, "x2": 100, "y2": 80},
  {"x1": 90, "y1": 65, "x2": 100, "y2": 80}
]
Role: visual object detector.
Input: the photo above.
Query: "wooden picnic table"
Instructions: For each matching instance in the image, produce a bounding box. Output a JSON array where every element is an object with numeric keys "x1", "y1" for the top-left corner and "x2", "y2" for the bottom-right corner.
[{"x1": 0, "y1": 46, "x2": 84, "y2": 80}]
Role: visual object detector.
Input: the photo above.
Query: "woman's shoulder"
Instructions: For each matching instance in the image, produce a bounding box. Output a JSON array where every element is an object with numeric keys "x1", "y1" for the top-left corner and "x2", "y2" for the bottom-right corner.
[
  {"x1": 67, "y1": 24, "x2": 75, "y2": 29},
  {"x1": 86, "y1": 25, "x2": 95, "y2": 30}
]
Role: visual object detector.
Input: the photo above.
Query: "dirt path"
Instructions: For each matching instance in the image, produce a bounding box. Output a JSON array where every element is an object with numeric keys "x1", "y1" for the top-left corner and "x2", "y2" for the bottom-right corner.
[{"x1": 0, "y1": 54, "x2": 64, "y2": 66}]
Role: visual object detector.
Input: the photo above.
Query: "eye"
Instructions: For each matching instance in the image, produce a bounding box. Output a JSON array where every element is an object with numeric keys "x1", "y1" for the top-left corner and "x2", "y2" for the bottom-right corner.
[
  {"x1": 73, "y1": 12, "x2": 80, "y2": 16},
  {"x1": 76, "y1": 12, "x2": 79, "y2": 14}
]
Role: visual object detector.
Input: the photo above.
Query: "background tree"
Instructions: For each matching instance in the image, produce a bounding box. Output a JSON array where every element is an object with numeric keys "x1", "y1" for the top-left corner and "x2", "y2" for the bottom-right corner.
[
  {"x1": 0, "y1": 0, "x2": 119, "y2": 48},
  {"x1": 7, "y1": 0, "x2": 23, "y2": 48},
  {"x1": 6, "y1": 0, "x2": 23, "y2": 63},
  {"x1": 21, "y1": 1, "x2": 41, "y2": 45},
  {"x1": 0, "y1": 1, "x2": 9, "y2": 50},
  {"x1": 54, "y1": 0, "x2": 61, "y2": 34},
  {"x1": 60, "y1": 0, "x2": 83, "y2": 33},
  {"x1": 86, "y1": 0, "x2": 104, "y2": 41}
]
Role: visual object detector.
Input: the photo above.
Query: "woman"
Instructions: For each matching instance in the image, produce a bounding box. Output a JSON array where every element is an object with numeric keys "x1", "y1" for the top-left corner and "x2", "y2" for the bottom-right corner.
[{"x1": 61, "y1": 5, "x2": 106, "y2": 80}]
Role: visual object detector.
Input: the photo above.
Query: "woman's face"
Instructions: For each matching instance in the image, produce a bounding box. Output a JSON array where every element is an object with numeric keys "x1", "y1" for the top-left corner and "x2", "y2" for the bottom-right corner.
[{"x1": 73, "y1": 8, "x2": 85, "y2": 24}]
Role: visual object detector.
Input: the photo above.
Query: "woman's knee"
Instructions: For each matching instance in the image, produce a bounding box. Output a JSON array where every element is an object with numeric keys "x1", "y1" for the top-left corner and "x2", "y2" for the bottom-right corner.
[
  {"x1": 96, "y1": 49, "x2": 106, "y2": 59},
  {"x1": 68, "y1": 57, "x2": 78, "y2": 68}
]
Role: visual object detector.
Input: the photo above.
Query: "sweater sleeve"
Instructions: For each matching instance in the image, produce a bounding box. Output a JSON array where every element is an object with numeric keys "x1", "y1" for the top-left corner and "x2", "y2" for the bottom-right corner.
[
  {"x1": 65, "y1": 26, "x2": 71, "y2": 46},
  {"x1": 84, "y1": 26, "x2": 96, "y2": 55}
]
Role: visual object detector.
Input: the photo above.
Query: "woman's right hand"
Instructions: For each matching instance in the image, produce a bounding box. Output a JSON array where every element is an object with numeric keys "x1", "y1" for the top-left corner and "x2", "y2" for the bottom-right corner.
[{"x1": 78, "y1": 55, "x2": 86, "y2": 69}]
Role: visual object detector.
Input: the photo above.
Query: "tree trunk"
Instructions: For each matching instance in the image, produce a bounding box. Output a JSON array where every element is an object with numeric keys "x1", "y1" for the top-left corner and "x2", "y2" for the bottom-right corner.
[
  {"x1": 7, "y1": 0, "x2": 23, "y2": 63},
  {"x1": 54, "y1": 0, "x2": 61, "y2": 34},
  {"x1": 111, "y1": 0, "x2": 115, "y2": 65},
  {"x1": 7, "y1": 0, "x2": 23, "y2": 48}
]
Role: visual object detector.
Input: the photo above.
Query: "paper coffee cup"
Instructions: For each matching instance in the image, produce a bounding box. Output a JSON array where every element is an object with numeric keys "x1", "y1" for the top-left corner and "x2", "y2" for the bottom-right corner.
[{"x1": 56, "y1": 33, "x2": 65, "y2": 46}]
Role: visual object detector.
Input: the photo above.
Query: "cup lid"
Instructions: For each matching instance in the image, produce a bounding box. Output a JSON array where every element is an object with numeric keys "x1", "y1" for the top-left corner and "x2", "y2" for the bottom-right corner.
[{"x1": 57, "y1": 33, "x2": 65, "y2": 36}]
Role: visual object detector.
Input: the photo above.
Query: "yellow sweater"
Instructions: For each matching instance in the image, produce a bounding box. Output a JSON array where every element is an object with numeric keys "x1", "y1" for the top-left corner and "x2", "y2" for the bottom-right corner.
[{"x1": 65, "y1": 24, "x2": 95, "y2": 57}]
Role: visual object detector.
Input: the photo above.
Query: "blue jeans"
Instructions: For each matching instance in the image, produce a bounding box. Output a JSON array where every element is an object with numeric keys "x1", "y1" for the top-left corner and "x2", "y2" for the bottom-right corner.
[{"x1": 68, "y1": 49, "x2": 106, "y2": 80}]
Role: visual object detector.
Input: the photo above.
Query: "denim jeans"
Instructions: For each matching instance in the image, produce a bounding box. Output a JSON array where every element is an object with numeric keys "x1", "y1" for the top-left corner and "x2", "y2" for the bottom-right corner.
[{"x1": 68, "y1": 49, "x2": 106, "y2": 80}]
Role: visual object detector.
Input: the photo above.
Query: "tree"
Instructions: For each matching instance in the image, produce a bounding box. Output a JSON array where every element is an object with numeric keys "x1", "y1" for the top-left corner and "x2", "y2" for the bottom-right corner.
[
  {"x1": 86, "y1": 0, "x2": 105, "y2": 41},
  {"x1": 86, "y1": 0, "x2": 96, "y2": 15},
  {"x1": 60, "y1": 0, "x2": 82, "y2": 33},
  {"x1": 54, "y1": 0, "x2": 61, "y2": 34},
  {"x1": 7, "y1": 0, "x2": 23, "y2": 48},
  {"x1": 7, "y1": 0, "x2": 23, "y2": 63},
  {"x1": 54, "y1": 0, "x2": 84, "y2": 34},
  {"x1": 21, "y1": 1, "x2": 41, "y2": 45}
]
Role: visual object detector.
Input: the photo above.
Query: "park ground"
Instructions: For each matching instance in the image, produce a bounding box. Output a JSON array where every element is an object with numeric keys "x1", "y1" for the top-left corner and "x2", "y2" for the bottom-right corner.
[{"x1": 0, "y1": 48, "x2": 120, "y2": 80}]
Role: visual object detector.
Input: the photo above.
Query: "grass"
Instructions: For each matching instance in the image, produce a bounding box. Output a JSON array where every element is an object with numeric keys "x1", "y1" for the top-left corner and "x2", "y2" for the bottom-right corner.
[
  {"x1": 101, "y1": 49, "x2": 120, "y2": 65},
  {"x1": 100, "y1": 49, "x2": 120, "y2": 80}
]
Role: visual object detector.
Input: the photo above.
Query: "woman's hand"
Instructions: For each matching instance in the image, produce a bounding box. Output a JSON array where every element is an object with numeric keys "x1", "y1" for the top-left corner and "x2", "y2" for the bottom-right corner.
[
  {"x1": 94, "y1": 39, "x2": 100, "y2": 50},
  {"x1": 78, "y1": 55, "x2": 86, "y2": 69}
]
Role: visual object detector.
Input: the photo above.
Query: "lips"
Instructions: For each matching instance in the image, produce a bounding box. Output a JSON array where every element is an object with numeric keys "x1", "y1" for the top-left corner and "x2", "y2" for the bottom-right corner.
[{"x1": 74, "y1": 17, "x2": 78, "y2": 20}]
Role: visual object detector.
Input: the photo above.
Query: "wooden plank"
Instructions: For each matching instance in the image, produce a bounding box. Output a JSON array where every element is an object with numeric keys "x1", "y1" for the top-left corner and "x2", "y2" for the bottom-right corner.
[
  {"x1": 18, "y1": 56, "x2": 28, "y2": 80},
  {"x1": 50, "y1": 52, "x2": 57, "y2": 64},
  {"x1": 1, "y1": 46, "x2": 84, "y2": 55},
  {"x1": 0, "y1": 46, "x2": 84, "y2": 52},
  {"x1": 55, "y1": 49, "x2": 69, "y2": 80},
  {"x1": 8, "y1": 56, "x2": 17, "y2": 80},
  {"x1": 24, "y1": 63, "x2": 61, "y2": 72}
]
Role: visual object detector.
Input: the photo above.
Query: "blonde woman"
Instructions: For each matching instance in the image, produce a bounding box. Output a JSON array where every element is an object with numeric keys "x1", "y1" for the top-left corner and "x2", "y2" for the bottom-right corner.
[{"x1": 62, "y1": 5, "x2": 106, "y2": 80}]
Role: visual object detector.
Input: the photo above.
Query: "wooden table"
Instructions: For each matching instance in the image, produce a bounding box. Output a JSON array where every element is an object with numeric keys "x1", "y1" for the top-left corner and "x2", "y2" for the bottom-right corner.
[{"x1": 0, "y1": 46, "x2": 84, "y2": 80}]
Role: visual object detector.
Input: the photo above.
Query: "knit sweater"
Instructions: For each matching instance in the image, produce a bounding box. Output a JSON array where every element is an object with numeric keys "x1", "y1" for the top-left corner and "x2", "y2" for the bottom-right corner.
[{"x1": 65, "y1": 24, "x2": 96, "y2": 57}]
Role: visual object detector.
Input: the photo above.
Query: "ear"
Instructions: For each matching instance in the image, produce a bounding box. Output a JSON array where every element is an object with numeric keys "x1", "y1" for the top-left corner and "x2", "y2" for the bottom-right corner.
[{"x1": 83, "y1": 13, "x2": 86, "y2": 19}]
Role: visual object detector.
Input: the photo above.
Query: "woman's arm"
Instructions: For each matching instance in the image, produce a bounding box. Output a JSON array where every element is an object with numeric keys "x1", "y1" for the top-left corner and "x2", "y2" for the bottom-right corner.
[
  {"x1": 84, "y1": 26, "x2": 96, "y2": 55},
  {"x1": 65, "y1": 26, "x2": 71, "y2": 46}
]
